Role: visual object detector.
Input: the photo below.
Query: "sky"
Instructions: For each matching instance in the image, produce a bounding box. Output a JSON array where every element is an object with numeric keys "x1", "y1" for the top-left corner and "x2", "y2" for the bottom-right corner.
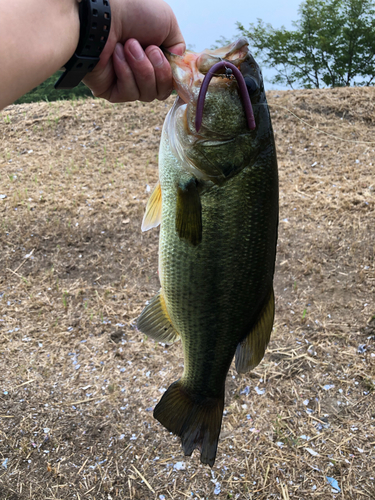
[{"x1": 167, "y1": 0, "x2": 303, "y2": 89}]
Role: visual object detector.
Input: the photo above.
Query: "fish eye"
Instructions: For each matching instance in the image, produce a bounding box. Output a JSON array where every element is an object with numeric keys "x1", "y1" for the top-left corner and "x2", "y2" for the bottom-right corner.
[{"x1": 244, "y1": 76, "x2": 258, "y2": 96}]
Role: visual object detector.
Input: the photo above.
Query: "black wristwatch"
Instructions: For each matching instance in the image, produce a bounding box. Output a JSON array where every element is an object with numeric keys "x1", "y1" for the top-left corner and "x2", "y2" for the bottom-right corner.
[{"x1": 55, "y1": 0, "x2": 111, "y2": 90}]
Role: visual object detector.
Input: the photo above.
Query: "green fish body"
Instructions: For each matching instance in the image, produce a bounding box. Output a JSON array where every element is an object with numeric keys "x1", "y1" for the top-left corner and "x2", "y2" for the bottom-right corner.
[{"x1": 138, "y1": 39, "x2": 278, "y2": 466}]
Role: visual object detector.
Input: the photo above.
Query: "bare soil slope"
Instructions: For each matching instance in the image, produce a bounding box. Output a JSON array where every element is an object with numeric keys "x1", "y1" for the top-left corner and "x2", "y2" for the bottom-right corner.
[{"x1": 0, "y1": 87, "x2": 374, "y2": 499}]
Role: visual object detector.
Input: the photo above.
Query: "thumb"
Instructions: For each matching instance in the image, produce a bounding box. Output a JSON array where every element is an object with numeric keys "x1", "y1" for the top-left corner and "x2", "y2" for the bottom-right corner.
[
  {"x1": 166, "y1": 42, "x2": 185, "y2": 56},
  {"x1": 162, "y1": 9, "x2": 185, "y2": 56}
]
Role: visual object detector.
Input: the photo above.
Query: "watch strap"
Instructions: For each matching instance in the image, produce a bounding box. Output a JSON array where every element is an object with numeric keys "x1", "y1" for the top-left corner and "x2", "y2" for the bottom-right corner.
[{"x1": 55, "y1": 0, "x2": 111, "y2": 90}]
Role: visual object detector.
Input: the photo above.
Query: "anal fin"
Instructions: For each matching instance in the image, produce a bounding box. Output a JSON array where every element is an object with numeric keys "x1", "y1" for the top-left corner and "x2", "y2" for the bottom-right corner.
[
  {"x1": 176, "y1": 179, "x2": 202, "y2": 246},
  {"x1": 154, "y1": 380, "x2": 224, "y2": 467},
  {"x1": 235, "y1": 288, "x2": 275, "y2": 373},
  {"x1": 137, "y1": 290, "x2": 179, "y2": 344},
  {"x1": 141, "y1": 181, "x2": 162, "y2": 231}
]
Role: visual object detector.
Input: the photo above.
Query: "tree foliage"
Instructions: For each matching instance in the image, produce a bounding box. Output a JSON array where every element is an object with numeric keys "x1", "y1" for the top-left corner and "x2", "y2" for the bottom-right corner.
[
  {"x1": 14, "y1": 71, "x2": 92, "y2": 104},
  {"x1": 237, "y1": 0, "x2": 375, "y2": 88}
]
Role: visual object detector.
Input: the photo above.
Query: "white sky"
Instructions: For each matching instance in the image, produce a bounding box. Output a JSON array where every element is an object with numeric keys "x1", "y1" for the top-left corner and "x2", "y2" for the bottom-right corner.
[{"x1": 167, "y1": 0, "x2": 302, "y2": 89}]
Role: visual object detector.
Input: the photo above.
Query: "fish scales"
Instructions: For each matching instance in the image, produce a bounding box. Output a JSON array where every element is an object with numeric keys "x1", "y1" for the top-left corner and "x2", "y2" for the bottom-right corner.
[
  {"x1": 159, "y1": 134, "x2": 277, "y2": 396},
  {"x1": 138, "y1": 38, "x2": 278, "y2": 466}
]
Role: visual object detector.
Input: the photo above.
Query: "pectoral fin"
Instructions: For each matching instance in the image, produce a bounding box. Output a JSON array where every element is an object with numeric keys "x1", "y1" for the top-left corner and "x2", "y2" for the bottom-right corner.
[
  {"x1": 137, "y1": 290, "x2": 179, "y2": 344},
  {"x1": 235, "y1": 288, "x2": 275, "y2": 373},
  {"x1": 176, "y1": 179, "x2": 202, "y2": 246},
  {"x1": 141, "y1": 181, "x2": 162, "y2": 231}
]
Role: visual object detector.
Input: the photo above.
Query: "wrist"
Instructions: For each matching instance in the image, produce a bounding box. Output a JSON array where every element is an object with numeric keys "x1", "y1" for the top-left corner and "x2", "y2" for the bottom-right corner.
[
  {"x1": 56, "y1": 0, "x2": 112, "y2": 89},
  {"x1": 64, "y1": 0, "x2": 81, "y2": 65},
  {"x1": 46, "y1": 0, "x2": 81, "y2": 72}
]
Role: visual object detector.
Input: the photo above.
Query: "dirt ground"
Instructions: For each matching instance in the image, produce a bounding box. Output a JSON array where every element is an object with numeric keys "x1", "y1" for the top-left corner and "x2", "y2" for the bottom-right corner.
[{"x1": 0, "y1": 87, "x2": 374, "y2": 500}]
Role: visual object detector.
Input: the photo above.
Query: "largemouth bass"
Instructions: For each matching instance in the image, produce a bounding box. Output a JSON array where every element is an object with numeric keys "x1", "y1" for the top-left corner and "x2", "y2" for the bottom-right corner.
[{"x1": 138, "y1": 38, "x2": 278, "y2": 466}]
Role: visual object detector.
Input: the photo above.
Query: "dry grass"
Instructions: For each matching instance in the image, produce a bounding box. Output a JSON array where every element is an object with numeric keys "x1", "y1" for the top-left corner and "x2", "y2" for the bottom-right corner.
[{"x1": 0, "y1": 87, "x2": 374, "y2": 500}]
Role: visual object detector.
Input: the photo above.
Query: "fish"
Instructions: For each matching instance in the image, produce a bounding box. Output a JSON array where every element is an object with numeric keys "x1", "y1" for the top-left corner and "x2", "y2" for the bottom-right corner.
[{"x1": 137, "y1": 38, "x2": 278, "y2": 467}]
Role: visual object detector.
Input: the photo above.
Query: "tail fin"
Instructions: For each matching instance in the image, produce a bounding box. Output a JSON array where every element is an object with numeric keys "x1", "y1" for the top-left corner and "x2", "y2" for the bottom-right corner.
[{"x1": 153, "y1": 381, "x2": 224, "y2": 467}]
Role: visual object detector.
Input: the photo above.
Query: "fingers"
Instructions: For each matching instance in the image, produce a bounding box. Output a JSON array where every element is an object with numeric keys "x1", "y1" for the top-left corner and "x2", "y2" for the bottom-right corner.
[
  {"x1": 145, "y1": 45, "x2": 174, "y2": 100},
  {"x1": 82, "y1": 0, "x2": 186, "y2": 104},
  {"x1": 110, "y1": 39, "x2": 173, "y2": 102}
]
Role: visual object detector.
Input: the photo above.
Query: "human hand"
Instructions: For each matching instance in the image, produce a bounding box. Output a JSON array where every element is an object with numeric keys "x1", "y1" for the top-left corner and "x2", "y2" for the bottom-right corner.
[{"x1": 83, "y1": 0, "x2": 185, "y2": 103}]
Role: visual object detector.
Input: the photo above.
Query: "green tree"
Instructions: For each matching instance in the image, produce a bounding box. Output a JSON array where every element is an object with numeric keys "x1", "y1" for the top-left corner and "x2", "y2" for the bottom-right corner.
[
  {"x1": 237, "y1": 0, "x2": 375, "y2": 88},
  {"x1": 14, "y1": 71, "x2": 93, "y2": 104}
]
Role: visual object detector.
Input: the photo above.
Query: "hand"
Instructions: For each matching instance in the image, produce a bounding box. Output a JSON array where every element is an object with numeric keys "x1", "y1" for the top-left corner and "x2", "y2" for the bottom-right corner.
[{"x1": 83, "y1": 0, "x2": 185, "y2": 103}]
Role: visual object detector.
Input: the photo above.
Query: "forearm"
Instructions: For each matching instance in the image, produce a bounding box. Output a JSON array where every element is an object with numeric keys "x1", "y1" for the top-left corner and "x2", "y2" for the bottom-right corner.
[{"x1": 0, "y1": 0, "x2": 80, "y2": 109}]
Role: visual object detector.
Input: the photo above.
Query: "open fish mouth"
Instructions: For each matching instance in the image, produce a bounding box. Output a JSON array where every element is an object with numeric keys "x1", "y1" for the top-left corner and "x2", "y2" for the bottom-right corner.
[{"x1": 195, "y1": 60, "x2": 256, "y2": 132}]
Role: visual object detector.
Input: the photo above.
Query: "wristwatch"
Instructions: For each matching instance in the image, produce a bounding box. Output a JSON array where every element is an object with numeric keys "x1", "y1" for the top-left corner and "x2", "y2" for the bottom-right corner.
[{"x1": 55, "y1": 0, "x2": 111, "y2": 90}]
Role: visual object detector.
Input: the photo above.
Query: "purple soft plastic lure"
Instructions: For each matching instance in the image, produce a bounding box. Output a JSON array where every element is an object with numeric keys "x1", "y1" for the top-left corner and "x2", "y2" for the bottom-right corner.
[{"x1": 195, "y1": 60, "x2": 256, "y2": 133}]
